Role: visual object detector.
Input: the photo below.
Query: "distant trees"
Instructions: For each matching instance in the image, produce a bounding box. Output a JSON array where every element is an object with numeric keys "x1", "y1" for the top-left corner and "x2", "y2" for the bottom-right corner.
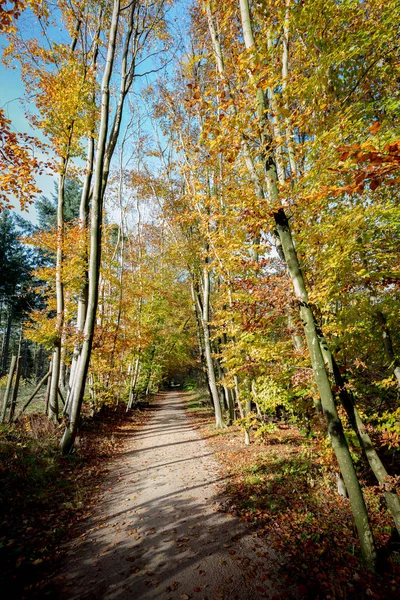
[
  {"x1": 36, "y1": 179, "x2": 81, "y2": 230},
  {"x1": 0, "y1": 212, "x2": 36, "y2": 373}
]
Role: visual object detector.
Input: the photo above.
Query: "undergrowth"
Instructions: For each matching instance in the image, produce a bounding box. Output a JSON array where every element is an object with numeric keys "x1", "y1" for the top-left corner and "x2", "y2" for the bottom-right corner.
[
  {"x1": 0, "y1": 405, "x2": 150, "y2": 598},
  {"x1": 186, "y1": 392, "x2": 400, "y2": 599}
]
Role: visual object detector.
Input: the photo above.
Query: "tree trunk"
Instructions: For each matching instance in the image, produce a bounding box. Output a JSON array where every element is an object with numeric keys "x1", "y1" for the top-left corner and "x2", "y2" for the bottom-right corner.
[
  {"x1": 45, "y1": 359, "x2": 52, "y2": 417},
  {"x1": 49, "y1": 162, "x2": 67, "y2": 423},
  {"x1": 9, "y1": 356, "x2": 22, "y2": 422},
  {"x1": 65, "y1": 12, "x2": 100, "y2": 413},
  {"x1": 273, "y1": 207, "x2": 376, "y2": 569},
  {"x1": 238, "y1": 0, "x2": 376, "y2": 570},
  {"x1": 198, "y1": 266, "x2": 225, "y2": 428},
  {"x1": 22, "y1": 340, "x2": 28, "y2": 379},
  {"x1": 1, "y1": 355, "x2": 16, "y2": 423},
  {"x1": 191, "y1": 281, "x2": 209, "y2": 388},
  {"x1": 61, "y1": 1, "x2": 121, "y2": 455},
  {"x1": 36, "y1": 345, "x2": 44, "y2": 382},
  {"x1": 1, "y1": 308, "x2": 12, "y2": 375},
  {"x1": 127, "y1": 355, "x2": 141, "y2": 411},
  {"x1": 234, "y1": 375, "x2": 244, "y2": 419},
  {"x1": 144, "y1": 347, "x2": 156, "y2": 397}
]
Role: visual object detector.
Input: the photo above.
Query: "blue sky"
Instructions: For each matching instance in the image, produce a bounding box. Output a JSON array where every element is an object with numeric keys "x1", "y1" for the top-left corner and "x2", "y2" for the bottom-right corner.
[
  {"x1": 1, "y1": 60, "x2": 55, "y2": 224},
  {"x1": 1, "y1": 0, "x2": 190, "y2": 225}
]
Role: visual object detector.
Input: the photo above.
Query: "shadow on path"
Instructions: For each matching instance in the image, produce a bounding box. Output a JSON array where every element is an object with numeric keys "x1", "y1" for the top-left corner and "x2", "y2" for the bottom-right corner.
[{"x1": 55, "y1": 392, "x2": 297, "y2": 600}]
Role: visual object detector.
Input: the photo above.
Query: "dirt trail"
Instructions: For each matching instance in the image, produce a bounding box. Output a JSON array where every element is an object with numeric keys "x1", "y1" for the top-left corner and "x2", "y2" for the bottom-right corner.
[{"x1": 58, "y1": 391, "x2": 294, "y2": 599}]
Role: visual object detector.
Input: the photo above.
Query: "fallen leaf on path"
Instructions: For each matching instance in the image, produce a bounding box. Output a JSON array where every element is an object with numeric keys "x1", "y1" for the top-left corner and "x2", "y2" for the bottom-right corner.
[{"x1": 166, "y1": 581, "x2": 180, "y2": 592}]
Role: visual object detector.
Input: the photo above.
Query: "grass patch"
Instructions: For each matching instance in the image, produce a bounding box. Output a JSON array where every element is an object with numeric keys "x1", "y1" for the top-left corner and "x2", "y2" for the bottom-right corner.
[{"x1": 185, "y1": 388, "x2": 213, "y2": 413}]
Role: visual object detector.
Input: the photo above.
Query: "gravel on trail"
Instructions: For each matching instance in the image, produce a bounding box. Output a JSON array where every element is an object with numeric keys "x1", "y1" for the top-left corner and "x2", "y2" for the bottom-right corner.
[{"x1": 58, "y1": 391, "x2": 295, "y2": 599}]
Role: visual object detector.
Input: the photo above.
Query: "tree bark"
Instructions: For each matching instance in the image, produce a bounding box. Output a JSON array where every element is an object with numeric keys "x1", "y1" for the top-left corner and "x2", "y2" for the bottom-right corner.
[
  {"x1": 45, "y1": 359, "x2": 52, "y2": 417},
  {"x1": 8, "y1": 355, "x2": 22, "y2": 422},
  {"x1": 238, "y1": 0, "x2": 376, "y2": 570},
  {"x1": 61, "y1": 0, "x2": 121, "y2": 454},
  {"x1": 49, "y1": 160, "x2": 68, "y2": 423},
  {"x1": 127, "y1": 355, "x2": 141, "y2": 410},
  {"x1": 1, "y1": 355, "x2": 16, "y2": 423},
  {"x1": 61, "y1": 0, "x2": 157, "y2": 453},
  {"x1": 1, "y1": 308, "x2": 12, "y2": 375},
  {"x1": 196, "y1": 266, "x2": 225, "y2": 428}
]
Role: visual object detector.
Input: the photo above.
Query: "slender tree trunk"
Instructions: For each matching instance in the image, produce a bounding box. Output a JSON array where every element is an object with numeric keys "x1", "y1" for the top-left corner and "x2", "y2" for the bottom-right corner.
[
  {"x1": 238, "y1": 0, "x2": 376, "y2": 569},
  {"x1": 1, "y1": 308, "x2": 12, "y2": 374},
  {"x1": 222, "y1": 333, "x2": 235, "y2": 423},
  {"x1": 197, "y1": 266, "x2": 225, "y2": 428},
  {"x1": 1, "y1": 355, "x2": 16, "y2": 423},
  {"x1": 144, "y1": 347, "x2": 156, "y2": 397},
  {"x1": 49, "y1": 162, "x2": 67, "y2": 423},
  {"x1": 61, "y1": 0, "x2": 148, "y2": 453},
  {"x1": 191, "y1": 280, "x2": 210, "y2": 391},
  {"x1": 36, "y1": 346, "x2": 44, "y2": 382},
  {"x1": 127, "y1": 355, "x2": 141, "y2": 410},
  {"x1": 45, "y1": 359, "x2": 52, "y2": 417},
  {"x1": 274, "y1": 207, "x2": 377, "y2": 569},
  {"x1": 234, "y1": 375, "x2": 244, "y2": 419},
  {"x1": 108, "y1": 168, "x2": 125, "y2": 375},
  {"x1": 9, "y1": 356, "x2": 22, "y2": 422},
  {"x1": 65, "y1": 134, "x2": 94, "y2": 414},
  {"x1": 22, "y1": 340, "x2": 28, "y2": 379},
  {"x1": 61, "y1": 1, "x2": 121, "y2": 454},
  {"x1": 282, "y1": 0, "x2": 297, "y2": 179}
]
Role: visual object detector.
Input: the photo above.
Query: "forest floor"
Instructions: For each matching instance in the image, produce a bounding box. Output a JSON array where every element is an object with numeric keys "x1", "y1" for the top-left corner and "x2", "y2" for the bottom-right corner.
[
  {"x1": 52, "y1": 390, "x2": 296, "y2": 599},
  {"x1": 1, "y1": 390, "x2": 399, "y2": 599},
  {"x1": 0, "y1": 399, "x2": 152, "y2": 598},
  {"x1": 187, "y1": 394, "x2": 400, "y2": 600}
]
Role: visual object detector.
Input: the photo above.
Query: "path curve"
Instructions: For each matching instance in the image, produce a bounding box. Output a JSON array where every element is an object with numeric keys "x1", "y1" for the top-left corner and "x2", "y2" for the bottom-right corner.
[{"x1": 58, "y1": 391, "x2": 293, "y2": 599}]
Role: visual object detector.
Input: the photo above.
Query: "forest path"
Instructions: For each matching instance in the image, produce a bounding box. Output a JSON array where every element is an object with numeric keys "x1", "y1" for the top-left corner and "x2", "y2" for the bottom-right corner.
[{"x1": 58, "y1": 391, "x2": 292, "y2": 599}]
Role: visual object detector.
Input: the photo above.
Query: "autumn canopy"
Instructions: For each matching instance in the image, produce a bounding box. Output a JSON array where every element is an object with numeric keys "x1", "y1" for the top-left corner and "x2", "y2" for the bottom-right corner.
[{"x1": 0, "y1": 0, "x2": 400, "y2": 596}]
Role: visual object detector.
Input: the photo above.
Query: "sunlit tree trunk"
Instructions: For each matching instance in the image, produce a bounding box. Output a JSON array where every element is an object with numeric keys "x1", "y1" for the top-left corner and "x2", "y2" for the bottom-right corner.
[
  {"x1": 48, "y1": 162, "x2": 67, "y2": 423},
  {"x1": 61, "y1": 1, "x2": 121, "y2": 454},
  {"x1": 62, "y1": 0, "x2": 163, "y2": 452},
  {"x1": 65, "y1": 9, "x2": 102, "y2": 414},
  {"x1": 238, "y1": 0, "x2": 376, "y2": 570},
  {"x1": 127, "y1": 355, "x2": 141, "y2": 410},
  {"x1": 193, "y1": 270, "x2": 225, "y2": 428}
]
